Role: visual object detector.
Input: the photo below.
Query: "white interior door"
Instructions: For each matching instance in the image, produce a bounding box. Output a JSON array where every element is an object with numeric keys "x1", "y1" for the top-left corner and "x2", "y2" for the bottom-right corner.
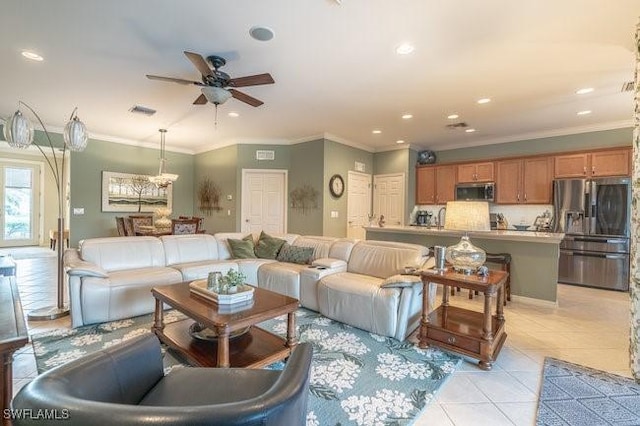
[
  {"x1": 347, "y1": 171, "x2": 372, "y2": 240},
  {"x1": 0, "y1": 160, "x2": 42, "y2": 247},
  {"x1": 241, "y1": 169, "x2": 287, "y2": 234},
  {"x1": 373, "y1": 173, "x2": 405, "y2": 227}
]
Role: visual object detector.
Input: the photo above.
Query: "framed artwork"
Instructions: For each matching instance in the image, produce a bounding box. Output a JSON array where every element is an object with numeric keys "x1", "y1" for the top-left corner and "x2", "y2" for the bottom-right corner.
[{"x1": 101, "y1": 171, "x2": 172, "y2": 212}]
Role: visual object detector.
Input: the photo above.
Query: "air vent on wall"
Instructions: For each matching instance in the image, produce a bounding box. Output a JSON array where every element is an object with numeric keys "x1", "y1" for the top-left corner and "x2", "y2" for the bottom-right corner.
[
  {"x1": 256, "y1": 150, "x2": 275, "y2": 160},
  {"x1": 621, "y1": 81, "x2": 634, "y2": 92},
  {"x1": 129, "y1": 105, "x2": 157, "y2": 116},
  {"x1": 445, "y1": 122, "x2": 468, "y2": 130}
]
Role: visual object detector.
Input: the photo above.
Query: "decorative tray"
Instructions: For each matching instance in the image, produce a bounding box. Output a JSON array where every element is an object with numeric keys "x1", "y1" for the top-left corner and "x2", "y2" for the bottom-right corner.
[{"x1": 189, "y1": 279, "x2": 255, "y2": 304}]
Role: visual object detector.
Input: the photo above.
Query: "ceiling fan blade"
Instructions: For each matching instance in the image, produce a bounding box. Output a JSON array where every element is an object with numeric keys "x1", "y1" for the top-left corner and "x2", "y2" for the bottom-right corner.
[
  {"x1": 229, "y1": 73, "x2": 275, "y2": 87},
  {"x1": 229, "y1": 89, "x2": 264, "y2": 107},
  {"x1": 184, "y1": 51, "x2": 212, "y2": 77},
  {"x1": 146, "y1": 75, "x2": 202, "y2": 85},
  {"x1": 193, "y1": 94, "x2": 208, "y2": 105}
]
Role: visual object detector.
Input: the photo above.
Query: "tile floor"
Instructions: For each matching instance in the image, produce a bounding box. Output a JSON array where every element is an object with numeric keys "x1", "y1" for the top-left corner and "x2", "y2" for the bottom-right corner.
[{"x1": 8, "y1": 250, "x2": 633, "y2": 425}]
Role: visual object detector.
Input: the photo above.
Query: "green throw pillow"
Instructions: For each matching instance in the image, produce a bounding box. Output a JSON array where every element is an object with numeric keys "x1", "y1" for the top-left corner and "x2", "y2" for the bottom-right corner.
[
  {"x1": 227, "y1": 234, "x2": 257, "y2": 259},
  {"x1": 254, "y1": 231, "x2": 286, "y2": 259},
  {"x1": 276, "y1": 243, "x2": 314, "y2": 265}
]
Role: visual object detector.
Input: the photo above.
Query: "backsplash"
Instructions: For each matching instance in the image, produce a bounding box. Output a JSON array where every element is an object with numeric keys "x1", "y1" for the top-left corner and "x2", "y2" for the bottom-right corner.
[{"x1": 410, "y1": 204, "x2": 553, "y2": 229}]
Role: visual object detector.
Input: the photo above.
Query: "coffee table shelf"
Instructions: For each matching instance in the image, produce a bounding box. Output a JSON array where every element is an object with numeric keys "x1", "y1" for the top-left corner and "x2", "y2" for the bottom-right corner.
[{"x1": 156, "y1": 319, "x2": 290, "y2": 368}]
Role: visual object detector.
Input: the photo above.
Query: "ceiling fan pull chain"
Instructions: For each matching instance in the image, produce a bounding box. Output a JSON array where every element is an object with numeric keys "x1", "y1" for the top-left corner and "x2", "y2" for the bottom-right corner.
[{"x1": 214, "y1": 104, "x2": 218, "y2": 130}]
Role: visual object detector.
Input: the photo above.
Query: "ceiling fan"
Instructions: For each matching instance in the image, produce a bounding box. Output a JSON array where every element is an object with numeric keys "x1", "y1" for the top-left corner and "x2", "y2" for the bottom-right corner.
[{"x1": 146, "y1": 51, "x2": 274, "y2": 107}]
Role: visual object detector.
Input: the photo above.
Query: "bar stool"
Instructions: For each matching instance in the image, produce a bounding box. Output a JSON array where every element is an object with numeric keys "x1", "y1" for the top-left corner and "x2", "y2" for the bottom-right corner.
[
  {"x1": 49, "y1": 229, "x2": 70, "y2": 250},
  {"x1": 451, "y1": 252, "x2": 511, "y2": 305}
]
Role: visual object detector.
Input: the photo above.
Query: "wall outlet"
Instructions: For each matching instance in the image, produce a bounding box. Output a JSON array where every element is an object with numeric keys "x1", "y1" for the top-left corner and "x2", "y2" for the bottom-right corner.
[
  {"x1": 227, "y1": 194, "x2": 232, "y2": 201},
  {"x1": 227, "y1": 209, "x2": 231, "y2": 216},
  {"x1": 73, "y1": 208, "x2": 84, "y2": 215},
  {"x1": 331, "y1": 210, "x2": 339, "y2": 218}
]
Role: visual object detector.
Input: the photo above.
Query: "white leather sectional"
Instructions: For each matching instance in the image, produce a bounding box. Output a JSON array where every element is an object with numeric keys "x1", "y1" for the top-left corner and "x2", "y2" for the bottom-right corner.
[{"x1": 65, "y1": 232, "x2": 434, "y2": 341}]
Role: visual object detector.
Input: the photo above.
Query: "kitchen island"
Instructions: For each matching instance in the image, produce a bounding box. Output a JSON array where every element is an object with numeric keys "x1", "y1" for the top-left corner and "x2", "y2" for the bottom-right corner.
[{"x1": 365, "y1": 226, "x2": 564, "y2": 304}]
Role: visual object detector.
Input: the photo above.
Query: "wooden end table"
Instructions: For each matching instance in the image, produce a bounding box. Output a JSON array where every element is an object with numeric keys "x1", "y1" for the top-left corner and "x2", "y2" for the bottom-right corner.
[
  {"x1": 419, "y1": 268, "x2": 508, "y2": 370},
  {"x1": 151, "y1": 283, "x2": 298, "y2": 368}
]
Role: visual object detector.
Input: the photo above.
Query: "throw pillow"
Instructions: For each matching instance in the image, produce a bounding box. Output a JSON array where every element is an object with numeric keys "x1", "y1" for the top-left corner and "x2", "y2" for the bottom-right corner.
[
  {"x1": 227, "y1": 234, "x2": 257, "y2": 259},
  {"x1": 276, "y1": 243, "x2": 314, "y2": 265},
  {"x1": 254, "y1": 231, "x2": 286, "y2": 259}
]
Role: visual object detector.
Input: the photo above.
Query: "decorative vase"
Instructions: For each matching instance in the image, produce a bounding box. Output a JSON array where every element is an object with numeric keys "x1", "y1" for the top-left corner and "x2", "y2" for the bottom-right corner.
[{"x1": 155, "y1": 207, "x2": 171, "y2": 229}]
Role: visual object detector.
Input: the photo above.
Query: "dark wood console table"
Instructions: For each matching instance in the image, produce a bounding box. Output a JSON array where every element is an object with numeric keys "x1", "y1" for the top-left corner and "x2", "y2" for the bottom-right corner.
[
  {"x1": 419, "y1": 268, "x2": 508, "y2": 370},
  {"x1": 1, "y1": 276, "x2": 28, "y2": 426}
]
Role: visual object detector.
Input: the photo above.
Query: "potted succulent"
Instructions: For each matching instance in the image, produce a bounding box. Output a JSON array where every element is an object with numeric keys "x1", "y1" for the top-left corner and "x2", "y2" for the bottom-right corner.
[{"x1": 221, "y1": 270, "x2": 246, "y2": 294}]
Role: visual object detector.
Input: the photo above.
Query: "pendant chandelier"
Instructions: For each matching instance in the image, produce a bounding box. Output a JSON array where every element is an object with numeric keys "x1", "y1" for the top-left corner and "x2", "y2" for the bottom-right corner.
[{"x1": 148, "y1": 128, "x2": 178, "y2": 188}]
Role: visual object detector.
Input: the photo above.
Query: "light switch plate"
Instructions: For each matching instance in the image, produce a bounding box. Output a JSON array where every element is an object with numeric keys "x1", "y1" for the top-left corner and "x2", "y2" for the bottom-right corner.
[
  {"x1": 73, "y1": 208, "x2": 85, "y2": 215},
  {"x1": 330, "y1": 210, "x2": 339, "y2": 218}
]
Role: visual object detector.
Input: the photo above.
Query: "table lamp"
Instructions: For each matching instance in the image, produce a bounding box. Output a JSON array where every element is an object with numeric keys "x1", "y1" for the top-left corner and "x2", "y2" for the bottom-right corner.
[{"x1": 444, "y1": 201, "x2": 491, "y2": 274}]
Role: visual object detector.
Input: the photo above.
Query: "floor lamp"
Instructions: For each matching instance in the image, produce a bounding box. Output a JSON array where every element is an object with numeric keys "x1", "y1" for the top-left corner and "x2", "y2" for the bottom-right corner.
[{"x1": 3, "y1": 102, "x2": 88, "y2": 320}]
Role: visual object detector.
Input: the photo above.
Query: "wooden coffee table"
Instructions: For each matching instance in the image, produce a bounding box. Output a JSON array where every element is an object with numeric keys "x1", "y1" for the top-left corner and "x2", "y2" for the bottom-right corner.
[{"x1": 151, "y1": 283, "x2": 299, "y2": 368}]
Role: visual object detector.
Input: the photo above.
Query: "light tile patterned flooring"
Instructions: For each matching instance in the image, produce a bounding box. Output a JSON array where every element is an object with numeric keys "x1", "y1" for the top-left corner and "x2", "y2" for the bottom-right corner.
[{"x1": 9, "y1": 250, "x2": 632, "y2": 425}]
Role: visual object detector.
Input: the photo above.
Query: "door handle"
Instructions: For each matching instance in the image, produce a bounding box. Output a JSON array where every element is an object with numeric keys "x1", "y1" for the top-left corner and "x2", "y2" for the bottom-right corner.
[{"x1": 245, "y1": 219, "x2": 249, "y2": 223}]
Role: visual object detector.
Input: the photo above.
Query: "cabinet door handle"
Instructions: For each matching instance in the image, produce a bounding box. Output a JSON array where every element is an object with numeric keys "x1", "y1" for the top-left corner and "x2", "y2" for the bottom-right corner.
[
  {"x1": 447, "y1": 336, "x2": 456, "y2": 344},
  {"x1": 517, "y1": 193, "x2": 520, "y2": 202},
  {"x1": 592, "y1": 165, "x2": 595, "y2": 174},
  {"x1": 583, "y1": 166, "x2": 587, "y2": 175},
  {"x1": 524, "y1": 193, "x2": 527, "y2": 202}
]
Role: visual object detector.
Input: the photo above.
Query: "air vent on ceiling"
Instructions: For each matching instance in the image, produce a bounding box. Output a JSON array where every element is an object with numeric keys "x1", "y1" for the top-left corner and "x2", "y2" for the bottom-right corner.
[
  {"x1": 445, "y1": 122, "x2": 468, "y2": 130},
  {"x1": 256, "y1": 150, "x2": 275, "y2": 160},
  {"x1": 129, "y1": 105, "x2": 157, "y2": 116},
  {"x1": 621, "y1": 81, "x2": 634, "y2": 92}
]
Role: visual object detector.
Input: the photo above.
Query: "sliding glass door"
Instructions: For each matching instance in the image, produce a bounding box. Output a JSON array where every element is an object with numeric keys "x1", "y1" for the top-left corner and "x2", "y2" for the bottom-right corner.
[{"x1": 0, "y1": 161, "x2": 41, "y2": 247}]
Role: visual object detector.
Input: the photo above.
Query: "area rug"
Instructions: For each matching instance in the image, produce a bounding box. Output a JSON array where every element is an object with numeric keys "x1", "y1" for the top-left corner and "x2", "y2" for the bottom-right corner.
[
  {"x1": 536, "y1": 357, "x2": 640, "y2": 426},
  {"x1": 31, "y1": 309, "x2": 461, "y2": 425}
]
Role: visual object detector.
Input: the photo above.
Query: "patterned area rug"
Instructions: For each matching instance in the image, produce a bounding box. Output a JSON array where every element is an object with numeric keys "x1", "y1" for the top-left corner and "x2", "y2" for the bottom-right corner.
[
  {"x1": 31, "y1": 308, "x2": 461, "y2": 425},
  {"x1": 536, "y1": 357, "x2": 640, "y2": 426}
]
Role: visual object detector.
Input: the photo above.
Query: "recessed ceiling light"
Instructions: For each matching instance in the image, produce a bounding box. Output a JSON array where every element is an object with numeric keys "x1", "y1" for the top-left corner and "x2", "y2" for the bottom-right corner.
[
  {"x1": 401, "y1": 114, "x2": 413, "y2": 120},
  {"x1": 21, "y1": 50, "x2": 43, "y2": 61},
  {"x1": 447, "y1": 114, "x2": 459, "y2": 120},
  {"x1": 395, "y1": 43, "x2": 415, "y2": 55},
  {"x1": 477, "y1": 98, "x2": 491, "y2": 104},
  {"x1": 372, "y1": 129, "x2": 382, "y2": 134},
  {"x1": 577, "y1": 110, "x2": 592, "y2": 116},
  {"x1": 576, "y1": 87, "x2": 594, "y2": 95},
  {"x1": 249, "y1": 26, "x2": 275, "y2": 41},
  {"x1": 396, "y1": 140, "x2": 405, "y2": 144},
  {"x1": 228, "y1": 112, "x2": 239, "y2": 117},
  {"x1": 465, "y1": 128, "x2": 476, "y2": 133}
]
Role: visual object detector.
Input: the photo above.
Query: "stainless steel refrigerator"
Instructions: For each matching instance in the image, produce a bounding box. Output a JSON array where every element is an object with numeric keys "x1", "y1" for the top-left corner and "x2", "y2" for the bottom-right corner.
[{"x1": 553, "y1": 178, "x2": 630, "y2": 291}]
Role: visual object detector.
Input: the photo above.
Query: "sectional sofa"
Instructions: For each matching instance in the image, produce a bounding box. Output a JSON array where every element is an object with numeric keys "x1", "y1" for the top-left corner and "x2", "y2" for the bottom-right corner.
[{"x1": 65, "y1": 232, "x2": 435, "y2": 341}]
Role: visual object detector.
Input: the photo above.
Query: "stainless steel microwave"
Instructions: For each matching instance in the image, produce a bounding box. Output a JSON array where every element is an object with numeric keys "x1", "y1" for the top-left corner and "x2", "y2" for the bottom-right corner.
[{"x1": 455, "y1": 182, "x2": 495, "y2": 202}]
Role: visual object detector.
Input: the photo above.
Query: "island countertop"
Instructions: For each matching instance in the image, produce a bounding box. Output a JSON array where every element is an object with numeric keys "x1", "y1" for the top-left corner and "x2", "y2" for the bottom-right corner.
[
  {"x1": 363, "y1": 226, "x2": 564, "y2": 244},
  {"x1": 365, "y1": 226, "x2": 564, "y2": 303}
]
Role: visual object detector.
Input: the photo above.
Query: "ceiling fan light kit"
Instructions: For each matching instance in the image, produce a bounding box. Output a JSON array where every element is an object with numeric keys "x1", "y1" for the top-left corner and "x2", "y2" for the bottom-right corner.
[{"x1": 147, "y1": 51, "x2": 274, "y2": 110}]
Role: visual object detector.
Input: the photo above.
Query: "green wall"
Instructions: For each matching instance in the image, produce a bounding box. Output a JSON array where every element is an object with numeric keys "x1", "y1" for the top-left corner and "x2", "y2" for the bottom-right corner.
[
  {"x1": 436, "y1": 127, "x2": 633, "y2": 163},
  {"x1": 289, "y1": 140, "x2": 324, "y2": 235},
  {"x1": 193, "y1": 144, "x2": 238, "y2": 234},
  {"x1": 69, "y1": 138, "x2": 194, "y2": 246},
  {"x1": 323, "y1": 140, "x2": 373, "y2": 237}
]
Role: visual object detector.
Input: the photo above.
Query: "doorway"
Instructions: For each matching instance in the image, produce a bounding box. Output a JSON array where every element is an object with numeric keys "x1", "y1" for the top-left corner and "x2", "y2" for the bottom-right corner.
[
  {"x1": 241, "y1": 169, "x2": 287, "y2": 234},
  {"x1": 373, "y1": 173, "x2": 405, "y2": 227},
  {"x1": 346, "y1": 171, "x2": 372, "y2": 240},
  {"x1": 0, "y1": 160, "x2": 42, "y2": 247}
]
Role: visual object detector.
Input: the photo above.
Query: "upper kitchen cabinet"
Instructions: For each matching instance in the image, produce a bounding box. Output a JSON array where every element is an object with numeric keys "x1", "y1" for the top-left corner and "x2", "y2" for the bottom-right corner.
[
  {"x1": 416, "y1": 165, "x2": 456, "y2": 204},
  {"x1": 457, "y1": 162, "x2": 494, "y2": 183},
  {"x1": 554, "y1": 148, "x2": 630, "y2": 178},
  {"x1": 496, "y1": 157, "x2": 552, "y2": 204}
]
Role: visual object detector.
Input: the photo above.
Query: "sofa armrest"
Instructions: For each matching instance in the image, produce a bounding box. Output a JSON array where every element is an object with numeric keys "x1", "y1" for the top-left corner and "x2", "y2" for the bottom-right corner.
[
  {"x1": 380, "y1": 274, "x2": 422, "y2": 288},
  {"x1": 312, "y1": 258, "x2": 347, "y2": 269},
  {"x1": 64, "y1": 249, "x2": 108, "y2": 278}
]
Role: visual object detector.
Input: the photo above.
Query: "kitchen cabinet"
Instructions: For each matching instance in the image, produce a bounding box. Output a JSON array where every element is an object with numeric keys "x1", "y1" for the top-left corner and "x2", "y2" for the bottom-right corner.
[
  {"x1": 416, "y1": 165, "x2": 456, "y2": 204},
  {"x1": 496, "y1": 157, "x2": 552, "y2": 204},
  {"x1": 457, "y1": 162, "x2": 494, "y2": 183},
  {"x1": 554, "y1": 148, "x2": 630, "y2": 178}
]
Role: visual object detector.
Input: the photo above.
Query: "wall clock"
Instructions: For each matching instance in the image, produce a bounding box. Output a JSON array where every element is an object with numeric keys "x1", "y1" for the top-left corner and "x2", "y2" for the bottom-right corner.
[{"x1": 329, "y1": 174, "x2": 345, "y2": 198}]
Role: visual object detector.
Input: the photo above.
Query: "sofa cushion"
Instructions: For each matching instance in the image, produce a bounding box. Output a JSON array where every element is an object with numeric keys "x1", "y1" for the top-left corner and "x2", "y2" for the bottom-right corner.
[
  {"x1": 236, "y1": 259, "x2": 277, "y2": 286},
  {"x1": 215, "y1": 233, "x2": 300, "y2": 260},
  {"x1": 258, "y1": 262, "x2": 309, "y2": 298},
  {"x1": 276, "y1": 243, "x2": 313, "y2": 265},
  {"x1": 254, "y1": 231, "x2": 286, "y2": 259},
  {"x1": 170, "y1": 260, "x2": 238, "y2": 282},
  {"x1": 347, "y1": 241, "x2": 428, "y2": 279},
  {"x1": 160, "y1": 234, "x2": 219, "y2": 266},
  {"x1": 80, "y1": 237, "x2": 166, "y2": 272},
  {"x1": 290, "y1": 236, "x2": 336, "y2": 260},
  {"x1": 228, "y1": 235, "x2": 257, "y2": 259}
]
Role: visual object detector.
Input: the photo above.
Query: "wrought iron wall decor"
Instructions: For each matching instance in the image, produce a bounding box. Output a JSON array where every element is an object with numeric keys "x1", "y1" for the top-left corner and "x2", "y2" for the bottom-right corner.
[
  {"x1": 198, "y1": 177, "x2": 222, "y2": 215},
  {"x1": 290, "y1": 184, "x2": 319, "y2": 214}
]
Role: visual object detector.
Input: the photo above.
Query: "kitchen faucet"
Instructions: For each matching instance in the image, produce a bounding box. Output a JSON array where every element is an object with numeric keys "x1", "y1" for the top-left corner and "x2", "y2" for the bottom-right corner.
[{"x1": 437, "y1": 207, "x2": 446, "y2": 229}]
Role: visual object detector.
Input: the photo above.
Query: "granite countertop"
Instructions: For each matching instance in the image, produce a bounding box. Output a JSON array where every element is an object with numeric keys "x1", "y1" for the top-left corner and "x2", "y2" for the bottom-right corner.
[{"x1": 364, "y1": 225, "x2": 565, "y2": 244}]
